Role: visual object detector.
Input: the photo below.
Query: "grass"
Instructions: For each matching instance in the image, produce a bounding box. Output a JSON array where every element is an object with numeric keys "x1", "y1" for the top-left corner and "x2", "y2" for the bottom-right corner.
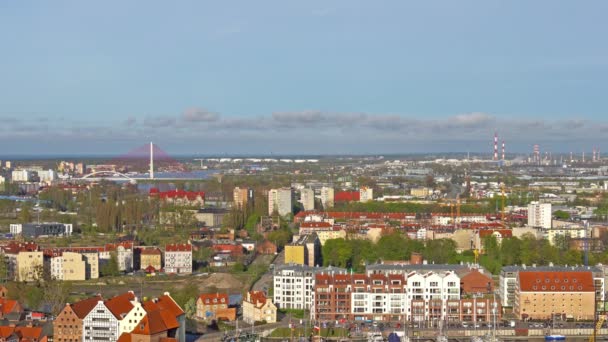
[
  {"x1": 278, "y1": 308, "x2": 307, "y2": 320},
  {"x1": 269, "y1": 327, "x2": 349, "y2": 338}
]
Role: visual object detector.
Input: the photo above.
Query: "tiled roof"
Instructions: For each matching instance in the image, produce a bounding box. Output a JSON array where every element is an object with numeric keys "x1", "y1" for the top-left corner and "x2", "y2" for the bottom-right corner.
[
  {"x1": 198, "y1": 293, "x2": 228, "y2": 305},
  {"x1": 300, "y1": 222, "x2": 332, "y2": 228},
  {"x1": 518, "y1": 271, "x2": 595, "y2": 292},
  {"x1": 71, "y1": 295, "x2": 103, "y2": 319},
  {"x1": 246, "y1": 291, "x2": 267, "y2": 306},
  {"x1": 150, "y1": 189, "x2": 205, "y2": 201},
  {"x1": 334, "y1": 191, "x2": 360, "y2": 202},
  {"x1": 105, "y1": 292, "x2": 136, "y2": 319},
  {"x1": 139, "y1": 247, "x2": 162, "y2": 255},
  {"x1": 478, "y1": 229, "x2": 513, "y2": 238},
  {"x1": 1, "y1": 241, "x2": 39, "y2": 254},
  {"x1": 165, "y1": 243, "x2": 192, "y2": 252},
  {"x1": 0, "y1": 298, "x2": 21, "y2": 315},
  {"x1": 144, "y1": 294, "x2": 185, "y2": 317}
]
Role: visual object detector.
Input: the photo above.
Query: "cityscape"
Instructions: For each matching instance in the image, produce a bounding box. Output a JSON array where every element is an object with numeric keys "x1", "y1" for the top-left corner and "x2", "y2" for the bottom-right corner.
[{"x1": 1, "y1": 1, "x2": 608, "y2": 342}]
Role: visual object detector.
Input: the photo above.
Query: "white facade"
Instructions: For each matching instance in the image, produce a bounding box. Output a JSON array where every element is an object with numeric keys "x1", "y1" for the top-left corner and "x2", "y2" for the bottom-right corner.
[
  {"x1": 9, "y1": 224, "x2": 22, "y2": 235},
  {"x1": 273, "y1": 265, "x2": 342, "y2": 310},
  {"x1": 528, "y1": 201, "x2": 552, "y2": 228},
  {"x1": 82, "y1": 301, "x2": 120, "y2": 342},
  {"x1": 545, "y1": 227, "x2": 587, "y2": 245},
  {"x1": 300, "y1": 188, "x2": 315, "y2": 211},
  {"x1": 165, "y1": 249, "x2": 193, "y2": 274},
  {"x1": 38, "y1": 169, "x2": 57, "y2": 183},
  {"x1": 359, "y1": 187, "x2": 374, "y2": 203},
  {"x1": 320, "y1": 187, "x2": 334, "y2": 209},
  {"x1": 11, "y1": 170, "x2": 34, "y2": 182},
  {"x1": 268, "y1": 188, "x2": 293, "y2": 216},
  {"x1": 118, "y1": 297, "x2": 146, "y2": 335},
  {"x1": 0, "y1": 176, "x2": 5, "y2": 184}
]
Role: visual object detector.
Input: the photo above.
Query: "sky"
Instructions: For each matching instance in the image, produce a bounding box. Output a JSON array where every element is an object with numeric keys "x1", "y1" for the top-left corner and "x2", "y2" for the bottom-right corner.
[{"x1": 0, "y1": 1, "x2": 607, "y2": 156}]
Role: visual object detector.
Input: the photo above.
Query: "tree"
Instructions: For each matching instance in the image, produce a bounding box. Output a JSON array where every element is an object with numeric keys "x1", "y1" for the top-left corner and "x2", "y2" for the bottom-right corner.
[
  {"x1": 423, "y1": 239, "x2": 458, "y2": 264},
  {"x1": 554, "y1": 210, "x2": 571, "y2": 220},
  {"x1": 19, "y1": 205, "x2": 32, "y2": 223},
  {"x1": 101, "y1": 252, "x2": 120, "y2": 277},
  {"x1": 322, "y1": 239, "x2": 353, "y2": 268}
]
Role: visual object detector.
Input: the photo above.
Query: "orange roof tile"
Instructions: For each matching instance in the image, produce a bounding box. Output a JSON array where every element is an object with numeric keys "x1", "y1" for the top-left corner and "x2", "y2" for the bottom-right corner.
[
  {"x1": 71, "y1": 295, "x2": 103, "y2": 319},
  {"x1": 105, "y1": 292, "x2": 136, "y2": 319},
  {"x1": 519, "y1": 271, "x2": 594, "y2": 292}
]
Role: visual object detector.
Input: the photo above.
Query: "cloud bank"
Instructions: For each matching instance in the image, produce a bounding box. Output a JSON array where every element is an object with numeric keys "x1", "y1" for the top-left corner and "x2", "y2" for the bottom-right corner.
[{"x1": 0, "y1": 109, "x2": 604, "y2": 155}]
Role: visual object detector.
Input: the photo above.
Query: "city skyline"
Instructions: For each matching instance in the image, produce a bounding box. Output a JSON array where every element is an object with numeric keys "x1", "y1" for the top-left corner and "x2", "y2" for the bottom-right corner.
[{"x1": 1, "y1": 1, "x2": 607, "y2": 155}]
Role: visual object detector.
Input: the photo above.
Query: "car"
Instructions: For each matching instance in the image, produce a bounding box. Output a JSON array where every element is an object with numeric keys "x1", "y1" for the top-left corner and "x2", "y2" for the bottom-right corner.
[{"x1": 462, "y1": 322, "x2": 469, "y2": 328}]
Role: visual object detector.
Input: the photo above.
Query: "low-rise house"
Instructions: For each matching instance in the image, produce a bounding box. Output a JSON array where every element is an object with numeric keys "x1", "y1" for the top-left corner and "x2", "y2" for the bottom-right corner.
[
  {"x1": 136, "y1": 247, "x2": 162, "y2": 271},
  {"x1": 196, "y1": 293, "x2": 236, "y2": 321},
  {"x1": 0, "y1": 298, "x2": 23, "y2": 319},
  {"x1": 242, "y1": 291, "x2": 277, "y2": 324}
]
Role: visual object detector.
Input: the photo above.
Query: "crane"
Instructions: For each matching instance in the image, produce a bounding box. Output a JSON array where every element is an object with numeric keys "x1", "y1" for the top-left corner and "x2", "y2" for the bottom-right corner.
[{"x1": 589, "y1": 314, "x2": 606, "y2": 342}]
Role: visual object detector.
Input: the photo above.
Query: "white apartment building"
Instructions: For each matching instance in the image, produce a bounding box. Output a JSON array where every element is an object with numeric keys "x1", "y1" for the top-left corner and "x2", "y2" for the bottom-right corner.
[
  {"x1": 273, "y1": 265, "x2": 344, "y2": 310},
  {"x1": 544, "y1": 226, "x2": 587, "y2": 245},
  {"x1": 37, "y1": 169, "x2": 57, "y2": 183},
  {"x1": 0, "y1": 176, "x2": 5, "y2": 184},
  {"x1": 82, "y1": 300, "x2": 120, "y2": 342},
  {"x1": 300, "y1": 188, "x2": 315, "y2": 211},
  {"x1": 431, "y1": 215, "x2": 489, "y2": 226},
  {"x1": 11, "y1": 169, "x2": 34, "y2": 182},
  {"x1": 268, "y1": 188, "x2": 293, "y2": 216},
  {"x1": 164, "y1": 244, "x2": 192, "y2": 274},
  {"x1": 528, "y1": 201, "x2": 552, "y2": 228},
  {"x1": 359, "y1": 187, "x2": 374, "y2": 203},
  {"x1": 320, "y1": 187, "x2": 334, "y2": 209}
]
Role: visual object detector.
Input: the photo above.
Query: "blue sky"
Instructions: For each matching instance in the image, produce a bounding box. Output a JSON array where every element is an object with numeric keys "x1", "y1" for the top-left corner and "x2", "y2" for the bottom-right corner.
[{"x1": 1, "y1": 1, "x2": 607, "y2": 155}]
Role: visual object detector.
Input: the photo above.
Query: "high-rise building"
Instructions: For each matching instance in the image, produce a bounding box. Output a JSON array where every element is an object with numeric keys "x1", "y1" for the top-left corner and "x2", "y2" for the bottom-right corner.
[
  {"x1": 527, "y1": 201, "x2": 552, "y2": 229},
  {"x1": 300, "y1": 188, "x2": 315, "y2": 211},
  {"x1": 268, "y1": 188, "x2": 292, "y2": 216},
  {"x1": 320, "y1": 187, "x2": 334, "y2": 209},
  {"x1": 359, "y1": 186, "x2": 374, "y2": 203},
  {"x1": 233, "y1": 187, "x2": 249, "y2": 208}
]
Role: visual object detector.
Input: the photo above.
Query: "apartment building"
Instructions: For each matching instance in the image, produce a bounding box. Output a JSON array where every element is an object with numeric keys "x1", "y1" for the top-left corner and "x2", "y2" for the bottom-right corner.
[
  {"x1": 499, "y1": 265, "x2": 605, "y2": 307},
  {"x1": 136, "y1": 247, "x2": 162, "y2": 271},
  {"x1": 528, "y1": 201, "x2": 552, "y2": 228},
  {"x1": 359, "y1": 187, "x2": 374, "y2": 203},
  {"x1": 273, "y1": 265, "x2": 345, "y2": 310},
  {"x1": 320, "y1": 187, "x2": 334, "y2": 209},
  {"x1": 300, "y1": 188, "x2": 315, "y2": 211},
  {"x1": 268, "y1": 188, "x2": 293, "y2": 216},
  {"x1": 514, "y1": 271, "x2": 595, "y2": 320},
  {"x1": 2, "y1": 241, "x2": 43, "y2": 282},
  {"x1": 242, "y1": 291, "x2": 277, "y2": 324},
  {"x1": 44, "y1": 248, "x2": 100, "y2": 280},
  {"x1": 82, "y1": 299, "x2": 121, "y2": 341},
  {"x1": 233, "y1": 187, "x2": 252, "y2": 209},
  {"x1": 284, "y1": 234, "x2": 321, "y2": 267},
  {"x1": 164, "y1": 243, "x2": 192, "y2": 274},
  {"x1": 312, "y1": 271, "x2": 469, "y2": 323},
  {"x1": 544, "y1": 226, "x2": 587, "y2": 246}
]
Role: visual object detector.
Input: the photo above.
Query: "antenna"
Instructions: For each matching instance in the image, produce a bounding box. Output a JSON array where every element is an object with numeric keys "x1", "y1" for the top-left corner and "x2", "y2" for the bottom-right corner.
[{"x1": 149, "y1": 142, "x2": 154, "y2": 179}]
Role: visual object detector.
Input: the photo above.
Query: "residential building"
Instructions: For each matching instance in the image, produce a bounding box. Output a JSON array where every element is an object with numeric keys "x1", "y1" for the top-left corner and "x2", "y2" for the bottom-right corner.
[
  {"x1": 359, "y1": 186, "x2": 374, "y2": 203},
  {"x1": 299, "y1": 221, "x2": 332, "y2": 235},
  {"x1": 268, "y1": 188, "x2": 293, "y2": 216},
  {"x1": 544, "y1": 226, "x2": 587, "y2": 245},
  {"x1": 195, "y1": 208, "x2": 229, "y2": 227},
  {"x1": 317, "y1": 230, "x2": 347, "y2": 245},
  {"x1": 410, "y1": 187, "x2": 431, "y2": 198},
  {"x1": 243, "y1": 291, "x2": 277, "y2": 324},
  {"x1": 54, "y1": 296, "x2": 102, "y2": 342},
  {"x1": 196, "y1": 293, "x2": 236, "y2": 321},
  {"x1": 334, "y1": 191, "x2": 359, "y2": 203},
  {"x1": 528, "y1": 201, "x2": 552, "y2": 228},
  {"x1": 149, "y1": 188, "x2": 205, "y2": 207},
  {"x1": 60, "y1": 252, "x2": 87, "y2": 281},
  {"x1": 102, "y1": 242, "x2": 134, "y2": 273},
  {"x1": 312, "y1": 271, "x2": 466, "y2": 323},
  {"x1": 14, "y1": 250, "x2": 43, "y2": 282},
  {"x1": 233, "y1": 187, "x2": 251, "y2": 209},
  {"x1": 514, "y1": 271, "x2": 595, "y2": 320},
  {"x1": 82, "y1": 300, "x2": 121, "y2": 341},
  {"x1": 11, "y1": 170, "x2": 34, "y2": 182},
  {"x1": 43, "y1": 248, "x2": 99, "y2": 280},
  {"x1": 300, "y1": 188, "x2": 315, "y2": 211},
  {"x1": 499, "y1": 265, "x2": 605, "y2": 307},
  {"x1": 255, "y1": 240, "x2": 277, "y2": 255},
  {"x1": 10, "y1": 222, "x2": 73, "y2": 238},
  {"x1": 0, "y1": 298, "x2": 23, "y2": 319},
  {"x1": 284, "y1": 234, "x2": 321, "y2": 267},
  {"x1": 320, "y1": 187, "x2": 334, "y2": 209},
  {"x1": 273, "y1": 264, "x2": 344, "y2": 310},
  {"x1": 141, "y1": 292, "x2": 186, "y2": 342},
  {"x1": 38, "y1": 169, "x2": 57, "y2": 183},
  {"x1": 136, "y1": 247, "x2": 162, "y2": 271},
  {"x1": 164, "y1": 244, "x2": 192, "y2": 274}
]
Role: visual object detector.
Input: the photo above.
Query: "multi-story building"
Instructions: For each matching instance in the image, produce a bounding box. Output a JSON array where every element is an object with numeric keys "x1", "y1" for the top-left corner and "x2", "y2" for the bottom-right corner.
[
  {"x1": 11, "y1": 169, "x2": 34, "y2": 182},
  {"x1": 233, "y1": 187, "x2": 252, "y2": 209},
  {"x1": 410, "y1": 187, "x2": 432, "y2": 198},
  {"x1": 268, "y1": 188, "x2": 293, "y2": 216},
  {"x1": 528, "y1": 201, "x2": 552, "y2": 228},
  {"x1": 37, "y1": 169, "x2": 57, "y2": 183},
  {"x1": 196, "y1": 293, "x2": 236, "y2": 321},
  {"x1": 149, "y1": 188, "x2": 205, "y2": 207},
  {"x1": 284, "y1": 234, "x2": 321, "y2": 267},
  {"x1": 300, "y1": 188, "x2": 315, "y2": 211},
  {"x1": 499, "y1": 265, "x2": 605, "y2": 307},
  {"x1": 320, "y1": 187, "x2": 334, "y2": 209},
  {"x1": 1, "y1": 242, "x2": 39, "y2": 282},
  {"x1": 195, "y1": 208, "x2": 229, "y2": 227},
  {"x1": 317, "y1": 230, "x2": 347, "y2": 245},
  {"x1": 14, "y1": 251, "x2": 43, "y2": 282},
  {"x1": 82, "y1": 299, "x2": 121, "y2": 341},
  {"x1": 273, "y1": 264, "x2": 345, "y2": 310},
  {"x1": 136, "y1": 247, "x2": 162, "y2": 271},
  {"x1": 359, "y1": 187, "x2": 374, "y2": 203},
  {"x1": 102, "y1": 242, "x2": 134, "y2": 273},
  {"x1": 59, "y1": 252, "x2": 87, "y2": 281},
  {"x1": 54, "y1": 295, "x2": 102, "y2": 342},
  {"x1": 242, "y1": 291, "x2": 277, "y2": 324},
  {"x1": 10, "y1": 222, "x2": 73, "y2": 238},
  {"x1": 164, "y1": 243, "x2": 192, "y2": 274},
  {"x1": 43, "y1": 248, "x2": 99, "y2": 280},
  {"x1": 514, "y1": 271, "x2": 595, "y2": 320},
  {"x1": 544, "y1": 226, "x2": 587, "y2": 245},
  {"x1": 313, "y1": 271, "x2": 470, "y2": 323}
]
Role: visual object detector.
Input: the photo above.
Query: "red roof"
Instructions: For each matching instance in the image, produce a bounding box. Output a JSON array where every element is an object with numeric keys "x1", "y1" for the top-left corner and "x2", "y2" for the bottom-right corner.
[
  {"x1": 246, "y1": 291, "x2": 267, "y2": 306},
  {"x1": 0, "y1": 298, "x2": 21, "y2": 315},
  {"x1": 334, "y1": 191, "x2": 360, "y2": 202},
  {"x1": 105, "y1": 292, "x2": 136, "y2": 319},
  {"x1": 71, "y1": 295, "x2": 103, "y2": 319},
  {"x1": 139, "y1": 247, "x2": 162, "y2": 255},
  {"x1": 1, "y1": 241, "x2": 39, "y2": 254},
  {"x1": 198, "y1": 293, "x2": 228, "y2": 305},
  {"x1": 478, "y1": 229, "x2": 512, "y2": 238},
  {"x1": 150, "y1": 188, "x2": 205, "y2": 201},
  {"x1": 143, "y1": 293, "x2": 185, "y2": 317},
  {"x1": 300, "y1": 222, "x2": 332, "y2": 228},
  {"x1": 165, "y1": 244, "x2": 192, "y2": 252},
  {"x1": 518, "y1": 271, "x2": 595, "y2": 292}
]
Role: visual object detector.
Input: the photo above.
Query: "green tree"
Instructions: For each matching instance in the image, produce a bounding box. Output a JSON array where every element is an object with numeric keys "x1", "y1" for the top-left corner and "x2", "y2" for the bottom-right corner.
[
  {"x1": 423, "y1": 239, "x2": 458, "y2": 264},
  {"x1": 101, "y1": 252, "x2": 121, "y2": 277},
  {"x1": 554, "y1": 210, "x2": 571, "y2": 220},
  {"x1": 322, "y1": 239, "x2": 353, "y2": 268},
  {"x1": 19, "y1": 205, "x2": 32, "y2": 223}
]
